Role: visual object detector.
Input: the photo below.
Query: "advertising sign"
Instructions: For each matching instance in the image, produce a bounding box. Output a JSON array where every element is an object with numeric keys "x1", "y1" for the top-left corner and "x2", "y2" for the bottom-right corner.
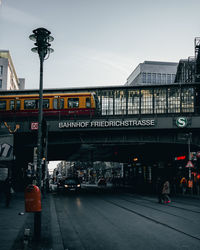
[{"x1": 0, "y1": 134, "x2": 13, "y2": 161}]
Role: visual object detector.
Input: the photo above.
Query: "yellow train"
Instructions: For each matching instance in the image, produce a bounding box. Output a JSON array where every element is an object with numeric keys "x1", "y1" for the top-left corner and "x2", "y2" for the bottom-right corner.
[{"x1": 0, "y1": 92, "x2": 99, "y2": 118}]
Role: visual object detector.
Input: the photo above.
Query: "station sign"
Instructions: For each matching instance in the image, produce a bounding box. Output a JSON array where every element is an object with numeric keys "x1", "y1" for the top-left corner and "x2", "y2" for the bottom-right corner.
[
  {"x1": 176, "y1": 117, "x2": 188, "y2": 128},
  {"x1": 31, "y1": 122, "x2": 38, "y2": 130},
  {"x1": 58, "y1": 119, "x2": 155, "y2": 129}
]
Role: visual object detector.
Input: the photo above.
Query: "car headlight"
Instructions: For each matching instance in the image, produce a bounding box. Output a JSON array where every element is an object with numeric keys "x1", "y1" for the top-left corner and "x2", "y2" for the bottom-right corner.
[
  {"x1": 64, "y1": 185, "x2": 68, "y2": 188},
  {"x1": 77, "y1": 184, "x2": 81, "y2": 187}
]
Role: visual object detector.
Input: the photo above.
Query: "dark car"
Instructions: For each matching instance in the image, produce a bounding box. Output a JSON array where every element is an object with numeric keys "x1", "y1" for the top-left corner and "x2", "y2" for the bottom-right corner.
[
  {"x1": 97, "y1": 178, "x2": 107, "y2": 187},
  {"x1": 58, "y1": 177, "x2": 81, "y2": 192}
]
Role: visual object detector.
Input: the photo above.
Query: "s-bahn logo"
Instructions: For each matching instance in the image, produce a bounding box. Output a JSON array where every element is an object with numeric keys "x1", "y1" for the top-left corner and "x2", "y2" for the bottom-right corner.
[{"x1": 176, "y1": 117, "x2": 188, "y2": 128}]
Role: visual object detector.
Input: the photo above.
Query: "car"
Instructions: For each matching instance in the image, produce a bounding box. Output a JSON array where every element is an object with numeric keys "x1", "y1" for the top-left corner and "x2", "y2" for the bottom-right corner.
[
  {"x1": 97, "y1": 178, "x2": 107, "y2": 187},
  {"x1": 57, "y1": 177, "x2": 81, "y2": 192}
]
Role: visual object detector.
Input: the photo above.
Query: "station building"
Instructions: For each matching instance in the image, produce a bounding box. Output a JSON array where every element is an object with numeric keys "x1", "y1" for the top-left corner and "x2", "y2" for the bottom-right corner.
[
  {"x1": 125, "y1": 61, "x2": 178, "y2": 86},
  {"x1": 0, "y1": 50, "x2": 25, "y2": 90}
]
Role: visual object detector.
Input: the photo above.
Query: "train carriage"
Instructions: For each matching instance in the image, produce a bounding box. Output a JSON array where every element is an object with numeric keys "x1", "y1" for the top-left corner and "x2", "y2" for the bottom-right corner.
[{"x1": 0, "y1": 92, "x2": 99, "y2": 119}]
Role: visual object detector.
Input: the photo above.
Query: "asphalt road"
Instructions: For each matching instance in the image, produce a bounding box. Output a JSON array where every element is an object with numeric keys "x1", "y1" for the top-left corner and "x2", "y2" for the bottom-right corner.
[{"x1": 52, "y1": 186, "x2": 200, "y2": 250}]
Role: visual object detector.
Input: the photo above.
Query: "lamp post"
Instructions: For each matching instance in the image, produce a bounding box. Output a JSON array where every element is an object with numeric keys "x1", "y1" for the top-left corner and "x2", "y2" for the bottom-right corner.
[{"x1": 29, "y1": 27, "x2": 54, "y2": 239}]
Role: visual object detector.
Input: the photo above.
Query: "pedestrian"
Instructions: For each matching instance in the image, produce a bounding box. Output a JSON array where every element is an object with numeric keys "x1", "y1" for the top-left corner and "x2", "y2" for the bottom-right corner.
[
  {"x1": 161, "y1": 180, "x2": 171, "y2": 204},
  {"x1": 4, "y1": 177, "x2": 12, "y2": 207},
  {"x1": 180, "y1": 177, "x2": 187, "y2": 194},
  {"x1": 157, "y1": 177, "x2": 163, "y2": 203}
]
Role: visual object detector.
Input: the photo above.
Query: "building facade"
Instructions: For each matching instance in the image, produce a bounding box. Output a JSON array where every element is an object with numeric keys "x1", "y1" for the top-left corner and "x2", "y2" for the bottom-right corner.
[
  {"x1": 125, "y1": 61, "x2": 178, "y2": 86},
  {"x1": 0, "y1": 50, "x2": 25, "y2": 90}
]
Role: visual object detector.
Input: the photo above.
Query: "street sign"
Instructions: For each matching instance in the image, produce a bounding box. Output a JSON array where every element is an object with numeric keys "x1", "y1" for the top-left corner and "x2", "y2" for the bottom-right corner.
[
  {"x1": 185, "y1": 160, "x2": 194, "y2": 168},
  {"x1": 31, "y1": 122, "x2": 38, "y2": 130}
]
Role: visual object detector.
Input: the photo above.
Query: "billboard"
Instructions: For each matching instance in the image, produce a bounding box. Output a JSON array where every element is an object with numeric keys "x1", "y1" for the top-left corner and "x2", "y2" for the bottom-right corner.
[{"x1": 0, "y1": 134, "x2": 13, "y2": 161}]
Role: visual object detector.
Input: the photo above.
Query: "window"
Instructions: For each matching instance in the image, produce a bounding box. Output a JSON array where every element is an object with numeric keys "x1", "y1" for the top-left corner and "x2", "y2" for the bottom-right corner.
[
  {"x1": 154, "y1": 89, "x2": 167, "y2": 113},
  {"x1": 172, "y1": 74, "x2": 176, "y2": 83},
  {"x1": 53, "y1": 99, "x2": 58, "y2": 109},
  {"x1": 43, "y1": 99, "x2": 49, "y2": 109},
  {"x1": 157, "y1": 73, "x2": 161, "y2": 84},
  {"x1": 10, "y1": 100, "x2": 15, "y2": 110},
  {"x1": 147, "y1": 73, "x2": 151, "y2": 83},
  {"x1": 68, "y1": 98, "x2": 79, "y2": 108},
  {"x1": 60, "y1": 98, "x2": 64, "y2": 109},
  {"x1": 86, "y1": 98, "x2": 91, "y2": 108},
  {"x1": 152, "y1": 73, "x2": 156, "y2": 84},
  {"x1": 24, "y1": 99, "x2": 38, "y2": 109},
  {"x1": 16, "y1": 100, "x2": 21, "y2": 110},
  {"x1": 141, "y1": 89, "x2": 153, "y2": 114},
  {"x1": 0, "y1": 66, "x2": 3, "y2": 76},
  {"x1": 142, "y1": 73, "x2": 146, "y2": 83},
  {"x1": 127, "y1": 90, "x2": 140, "y2": 114},
  {"x1": 0, "y1": 79, "x2": 2, "y2": 88},
  {"x1": 101, "y1": 90, "x2": 113, "y2": 115},
  {"x1": 162, "y1": 74, "x2": 166, "y2": 84},
  {"x1": 0, "y1": 101, "x2": 6, "y2": 110},
  {"x1": 167, "y1": 74, "x2": 171, "y2": 84},
  {"x1": 114, "y1": 90, "x2": 126, "y2": 115}
]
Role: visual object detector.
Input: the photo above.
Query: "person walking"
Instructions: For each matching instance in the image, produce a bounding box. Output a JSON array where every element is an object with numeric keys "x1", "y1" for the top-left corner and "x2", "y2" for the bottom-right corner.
[
  {"x1": 161, "y1": 180, "x2": 171, "y2": 203},
  {"x1": 157, "y1": 177, "x2": 163, "y2": 203},
  {"x1": 180, "y1": 177, "x2": 187, "y2": 194}
]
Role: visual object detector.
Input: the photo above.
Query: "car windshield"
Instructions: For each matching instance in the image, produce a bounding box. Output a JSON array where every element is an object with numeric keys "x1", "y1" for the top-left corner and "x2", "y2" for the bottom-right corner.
[{"x1": 64, "y1": 179, "x2": 78, "y2": 185}]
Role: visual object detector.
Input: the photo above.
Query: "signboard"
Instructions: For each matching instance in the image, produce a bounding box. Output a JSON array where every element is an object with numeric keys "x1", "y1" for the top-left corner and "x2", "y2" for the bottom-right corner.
[
  {"x1": 58, "y1": 119, "x2": 155, "y2": 129},
  {"x1": 0, "y1": 134, "x2": 13, "y2": 161},
  {"x1": 185, "y1": 160, "x2": 194, "y2": 168},
  {"x1": 176, "y1": 117, "x2": 188, "y2": 128},
  {"x1": 31, "y1": 122, "x2": 38, "y2": 130},
  {"x1": 0, "y1": 168, "x2": 8, "y2": 181}
]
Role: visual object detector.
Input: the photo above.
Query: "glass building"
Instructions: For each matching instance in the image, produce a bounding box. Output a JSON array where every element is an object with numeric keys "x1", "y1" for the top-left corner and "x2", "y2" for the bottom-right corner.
[{"x1": 125, "y1": 61, "x2": 178, "y2": 86}]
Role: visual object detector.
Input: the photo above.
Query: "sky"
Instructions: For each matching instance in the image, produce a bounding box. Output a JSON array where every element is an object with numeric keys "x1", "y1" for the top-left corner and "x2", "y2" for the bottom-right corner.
[{"x1": 1, "y1": 0, "x2": 200, "y2": 170}]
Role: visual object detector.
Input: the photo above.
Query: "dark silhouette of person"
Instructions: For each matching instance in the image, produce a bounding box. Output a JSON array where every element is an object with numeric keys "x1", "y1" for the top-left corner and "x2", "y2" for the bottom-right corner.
[
  {"x1": 157, "y1": 177, "x2": 163, "y2": 203},
  {"x1": 4, "y1": 177, "x2": 12, "y2": 207}
]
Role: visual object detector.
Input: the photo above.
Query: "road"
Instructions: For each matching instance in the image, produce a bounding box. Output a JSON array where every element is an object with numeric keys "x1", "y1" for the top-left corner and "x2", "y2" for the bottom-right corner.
[{"x1": 52, "y1": 186, "x2": 200, "y2": 250}]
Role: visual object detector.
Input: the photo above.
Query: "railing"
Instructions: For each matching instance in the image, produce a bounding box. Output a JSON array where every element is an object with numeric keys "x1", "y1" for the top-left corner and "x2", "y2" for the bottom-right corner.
[{"x1": 0, "y1": 83, "x2": 199, "y2": 120}]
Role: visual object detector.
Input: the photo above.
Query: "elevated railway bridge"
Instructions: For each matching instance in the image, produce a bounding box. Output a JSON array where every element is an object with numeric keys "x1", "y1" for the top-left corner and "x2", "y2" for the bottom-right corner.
[{"x1": 0, "y1": 83, "x2": 200, "y2": 189}]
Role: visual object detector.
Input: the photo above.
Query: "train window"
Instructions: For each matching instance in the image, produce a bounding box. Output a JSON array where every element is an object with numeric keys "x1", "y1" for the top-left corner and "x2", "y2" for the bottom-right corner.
[
  {"x1": 0, "y1": 101, "x2": 6, "y2": 110},
  {"x1": 60, "y1": 98, "x2": 64, "y2": 109},
  {"x1": 43, "y1": 99, "x2": 49, "y2": 109},
  {"x1": 10, "y1": 100, "x2": 15, "y2": 110},
  {"x1": 86, "y1": 98, "x2": 91, "y2": 108},
  {"x1": 16, "y1": 100, "x2": 21, "y2": 110},
  {"x1": 24, "y1": 99, "x2": 38, "y2": 109},
  {"x1": 53, "y1": 99, "x2": 58, "y2": 109},
  {"x1": 68, "y1": 98, "x2": 79, "y2": 108}
]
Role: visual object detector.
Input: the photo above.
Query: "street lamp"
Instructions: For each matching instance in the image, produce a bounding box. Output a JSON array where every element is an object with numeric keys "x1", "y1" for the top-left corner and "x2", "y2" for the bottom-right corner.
[
  {"x1": 29, "y1": 28, "x2": 54, "y2": 189},
  {"x1": 29, "y1": 27, "x2": 54, "y2": 239}
]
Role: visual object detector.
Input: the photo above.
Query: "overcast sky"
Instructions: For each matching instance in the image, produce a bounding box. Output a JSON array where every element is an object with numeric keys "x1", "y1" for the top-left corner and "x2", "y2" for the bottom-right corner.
[
  {"x1": 1, "y1": 0, "x2": 200, "y2": 170},
  {"x1": 0, "y1": 0, "x2": 200, "y2": 90}
]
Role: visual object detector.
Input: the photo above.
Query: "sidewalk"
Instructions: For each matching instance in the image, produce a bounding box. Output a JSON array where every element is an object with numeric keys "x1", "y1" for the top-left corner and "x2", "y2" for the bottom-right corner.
[
  {"x1": 0, "y1": 192, "x2": 28, "y2": 250},
  {"x1": 0, "y1": 192, "x2": 64, "y2": 250}
]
